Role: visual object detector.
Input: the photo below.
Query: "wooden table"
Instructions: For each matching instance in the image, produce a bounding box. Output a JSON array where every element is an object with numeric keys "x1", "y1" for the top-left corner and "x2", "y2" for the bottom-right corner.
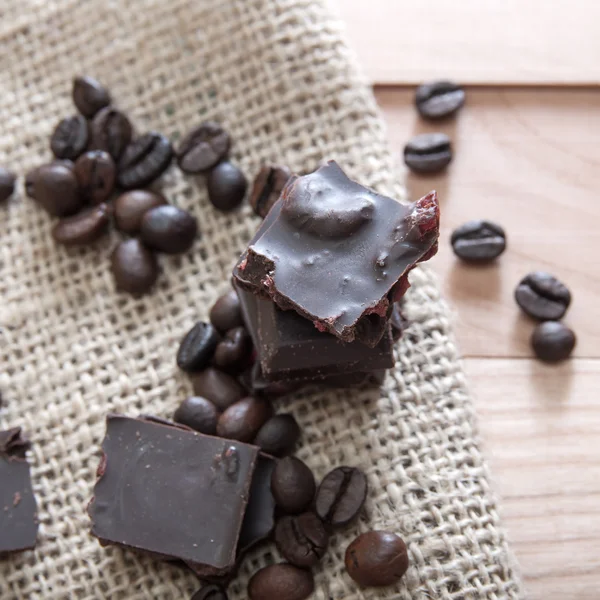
[{"x1": 334, "y1": 3, "x2": 600, "y2": 598}]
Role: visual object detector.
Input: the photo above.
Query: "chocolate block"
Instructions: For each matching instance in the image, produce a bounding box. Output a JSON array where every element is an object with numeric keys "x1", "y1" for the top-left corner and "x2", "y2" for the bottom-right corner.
[
  {"x1": 88, "y1": 415, "x2": 259, "y2": 577},
  {"x1": 235, "y1": 161, "x2": 439, "y2": 346},
  {"x1": 0, "y1": 428, "x2": 38, "y2": 555}
]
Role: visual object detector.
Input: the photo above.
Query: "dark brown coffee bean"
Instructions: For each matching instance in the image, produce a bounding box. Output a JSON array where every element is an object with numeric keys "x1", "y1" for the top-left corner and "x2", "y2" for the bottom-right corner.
[
  {"x1": 72, "y1": 76, "x2": 110, "y2": 118},
  {"x1": 0, "y1": 167, "x2": 16, "y2": 202},
  {"x1": 50, "y1": 115, "x2": 89, "y2": 160},
  {"x1": 191, "y1": 584, "x2": 228, "y2": 600},
  {"x1": 390, "y1": 303, "x2": 407, "y2": 342},
  {"x1": 315, "y1": 466, "x2": 367, "y2": 527},
  {"x1": 216, "y1": 397, "x2": 273, "y2": 442},
  {"x1": 275, "y1": 512, "x2": 329, "y2": 568},
  {"x1": 177, "y1": 322, "x2": 221, "y2": 373},
  {"x1": 271, "y1": 456, "x2": 316, "y2": 514},
  {"x1": 209, "y1": 290, "x2": 244, "y2": 333},
  {"x1": 118, "y1": 132, "x2": 173, "y2": 189},
  {"x1": 74, "y1": 150, "x2": 116, "y2": 204},
  {"x1": 52, "y1": 203, "x2": 110, "y2": 246},
  {"x1": 515, "y1": 272, "x2": 571, "y2": 321},
  {"x1": 404, "y1": 132, "x2": 452, "y2": 174},
  {"x1": 345, "y1": 531, "x2": 409, "y2": 588},
  {"x1": 176, "y1": 121, "x2": 230, "y2": 173},
  {"x1": 213, "y1": 326, "x2": 252, "y2": 373},
  {"x1": 248, "y1": 563, "x2": 314, "y2": 600},
  {"x1": 249, "y1": 164, "x2": 291, "y2": 218},
  {"x1": 451, "y1": 220, "x2": 506, "y2": 262},
  {"x1": 191, "y1": 367, "x2": 245, "y2": 411},
  {"x1": 531, "y1": 321, "x2": 576, "y2": 362},
  {"x1": 91, "y1": 106, "x2": 133, "y2": 160},
  {"x1": 113, "y1": 190, "x2": 166, "y2": 234},
  {"x1": 254, "y1": 414, "x2": 301, "y2": 457},
  {"x1": 140, "y1": 205, "x2": 198, "y2": 254},
  {"x1": 26, "y1": 162, "x2": 83, "y2": 216},
  {"x1": 174, "y1": 396, "x2": 219, "y2": 435},
  {"x1": 110, "y1": 238, "x2": 158, "y2": 295},
  {"x1": 415, "y1": 80, "x2": 465, "y2": 120},
  {"x1": 207, "y1": 161, "x2": 247, "y2": 212}
]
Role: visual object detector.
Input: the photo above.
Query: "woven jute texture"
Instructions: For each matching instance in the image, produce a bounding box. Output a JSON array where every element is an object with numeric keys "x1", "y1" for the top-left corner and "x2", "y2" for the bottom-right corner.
[{"x1": 0, "y1": 1, "x2": 522, "y2": 598}]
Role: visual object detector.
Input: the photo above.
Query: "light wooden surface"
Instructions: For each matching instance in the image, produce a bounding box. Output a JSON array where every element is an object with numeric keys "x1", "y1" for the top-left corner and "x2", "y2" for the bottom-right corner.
[{"x1": 333, "y1": 0, "x2": 600, "y2": 85}]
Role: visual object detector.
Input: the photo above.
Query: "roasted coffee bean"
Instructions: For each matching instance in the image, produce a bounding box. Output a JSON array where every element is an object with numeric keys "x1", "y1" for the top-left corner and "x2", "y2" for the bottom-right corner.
[
  {"x1": 118, "y1": 132, "x2": 173, "y2": 189},
  {"x1": 72, "y1": 76, "x2": 110, "y2": 118},
  {"x1": 191, "y1": 367, "x2": 246, "y2": 411},
  {"x1": 249, "y1": 164, "x2": 291, "y2": 218},
  {"x1": 91, "y1": 106, "x2": 133, "y2": 160},
  {"x1": 248, "y1": 563, "x2": 314, "y2": 600},
  {"x1": 25, "y1": 162, "x2": 83, "y2": 216},
  {"x1": 207, "y1": 161, "x2": 247, "y2": 212},
  {"x1": 415, "y1": 80, "x2": 465, "y2": 120},
  {"x1": 140, "y1": 205, "x2": 198, "y2": 254},
  {"x1": 531, "y1": 321, "x2": 576, "y2": 362},
  {"x1": 390, "y1": 303, "x2": 407, "y2": 342},
  {"x1": 515, "y1": 272, "x2": 571, "y2": 321},
  {"x1": 176, "y1": 121, "x2": 230, "y2": 173},
  {"x1": 191, "y1": 584, "x2": 228, "y2": 600},
  {"x1": 74, "y1": 150, "x2": 116, "y2": 204},
  {"x1": 271, "y1": 456, "x2": 316, "y2": 514},
  {"x1": 50, "y1": 115, "x2": 89, "y2": 160},
  {"x1": 209, "y1": 290, "x2": 244, "y2": 332},
  {"x1": 0, "y1": 167, "x2": 15, "y2": 202},
  {"x1": 52, "y1": 203, "x2": 110, "y2": 246},
  {"x1": 114, "y1": 190, "x2": 166, "y2": 234},
  {"x1": 216, "y1": 396, "x2": 273, "y2": 442},
  {"x1": 315, "y1": 466, "x2": 367, "y2": 527},
  {"x1": 345, "y1": 531, "x2": 409, "y2": 588},
  {"x1": 275, "y1": 512, "x2": 329, "y2": 568},
  {"x1": 213, "y1": 326, "x2": 252, "y2": 372},
  {"x1": 177, "y1": 322, "x2": 221, "y2": 373},
  {"x1": 404, "y1": 132, "x2": 452, "y2": 174},
  {"x1": 110, "y1": 238, "x2": 158, "y2": 295},
  {"x1": 174, "y1": 396, "x2": 220, "y2": 435},
  {"x1": 254, "y1": 414, "x2": 301, "y2": 457},
  {"x1": 451, "y1": 219, "x2": 506, "y2": 262}
]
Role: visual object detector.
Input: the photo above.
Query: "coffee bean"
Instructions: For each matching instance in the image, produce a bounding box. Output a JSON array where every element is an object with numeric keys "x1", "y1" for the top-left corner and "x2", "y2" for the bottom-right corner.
[
  {"x1": 531, "y1": 321, "x2": 576, "y2": 362},
  {"x1": 315, "y1": 466, "x2": 367, "y2": 527},
  {"x1": 191, "y1": 584, "x2": 228, "y2": 600},
  {"x1": 415, "y1": 80, "x2": 465, "y2": 120},
  {"x1": 177, "y1": 322, "x2": 221, "y2": 373},
  {"x1": 345, "y1": 531, "x2": 409, "y2": 588},
  {"x1": 515, "y1": 271, "x2": 571, "y2": 320},
  {"x1": 72, "y1": 76, "x2": 110, "y2": 118},
  {"x1": 110, "y1": 238, "x2": 158, "y2": 295},
  {"x1": 275, "y1": 512, "x2": 329, "y2": 568},
  {"x1": 52, "y1": 203, "x2": 110, "y2": 246},
  {"x1": 249, "y1": 164, "x2": 291, "y2": 218},
  {"x1": 0, "y1": 167, "x2": 16, "y2": 202},
  {"x1": 191, "y1": 367, "x2": 245, "y2": 411},
  {"x1": 248, "y1": 563, "x2": 314, "y2": 600},
  {"x1": 213, "y1": 326, "x2": 252, "y2": 373},
  {"x1": 91, "y1": 106, "x2": 133, "y2": 160},
  {"x1": 114, "y1": 190, "x2": 166, "y2": 234},
  {"x1": 74, "y1": 150, "x2": 116, "y2": 204},
  {"x1": 209, "y1": 290, "x2": 244, "y2": 333},
  {"x1": 216, "y1": 397, "x2": 273, "y2": 442},
  {"x1": 207, "y1": 161, "x2": 247, "y2": 212},
  {"x1": 140, "y1": 205, "x2": 198, "y2": 254},
  {"x1": 118, "y1": 132, "x2": 173, "y2": 189},
  {"x1": 271, "y1": 456, "x2": 316, "y2": 514},
  {"x1": 50, "y1": 115, "x2": 89, "y2": 160},
  {"x1": 174, "y1": 396, "x2": 220, "y2": 435},
  {"x1": 254, "y1": 414, "x2": 301, "y2": 457},
  {"x1": 403, "y1": 132, "x2": 452, "y2": 174},
  {"x1": 451, "y1": 220, "x2": 506, "y2": 262},
  {"x1": 176, "y1": 121, "x2": 230, "y2": 173},
  {"x1": 390, "y1": 303, "x2": 407, "y2": 342},
  {"x1": 25, "y1": 162, "x2": 83, "y2": 216}
]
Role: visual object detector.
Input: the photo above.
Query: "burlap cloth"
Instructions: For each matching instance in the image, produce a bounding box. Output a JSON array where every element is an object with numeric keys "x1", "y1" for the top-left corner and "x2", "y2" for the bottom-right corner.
[{"x1": 0, "y1": 1, "x2": 523, "y2": 598}]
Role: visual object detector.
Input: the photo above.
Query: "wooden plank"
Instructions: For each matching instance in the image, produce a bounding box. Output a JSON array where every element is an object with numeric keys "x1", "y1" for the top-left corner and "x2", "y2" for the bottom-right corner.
[
  {"x1": 332, "y1": 0, "x2": 600, "y2": 85},
  {"x1": 376, "y1": 87, "x2": 600, "y2": 358}
]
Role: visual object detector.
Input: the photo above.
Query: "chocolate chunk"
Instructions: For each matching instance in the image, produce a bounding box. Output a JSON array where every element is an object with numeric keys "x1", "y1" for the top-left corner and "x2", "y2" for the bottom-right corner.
[
  {"x1": 249, "y1": 164, "x2": 292, "y2": 218},
  {"x1": 191, "y1": 368, "x2": 246, "y2": 411},
  {"x1": 390, "y1": 303, "x2": 408, "y2": 342},
  {"x1": 315, "y1": 466, "x2": 368, "y2": 527}
]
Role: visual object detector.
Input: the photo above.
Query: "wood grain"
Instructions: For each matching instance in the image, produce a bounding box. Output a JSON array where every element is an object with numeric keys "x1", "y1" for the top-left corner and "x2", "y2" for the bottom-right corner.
[{"x1": 332, "y1": 0, "x2": 600, "y2": 85}]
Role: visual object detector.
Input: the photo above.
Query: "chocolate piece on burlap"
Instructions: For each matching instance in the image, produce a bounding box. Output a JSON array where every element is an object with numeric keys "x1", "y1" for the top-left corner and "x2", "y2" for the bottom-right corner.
[{"x1": 0, "y1": 1, "x2": 521, "y2": 598}]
